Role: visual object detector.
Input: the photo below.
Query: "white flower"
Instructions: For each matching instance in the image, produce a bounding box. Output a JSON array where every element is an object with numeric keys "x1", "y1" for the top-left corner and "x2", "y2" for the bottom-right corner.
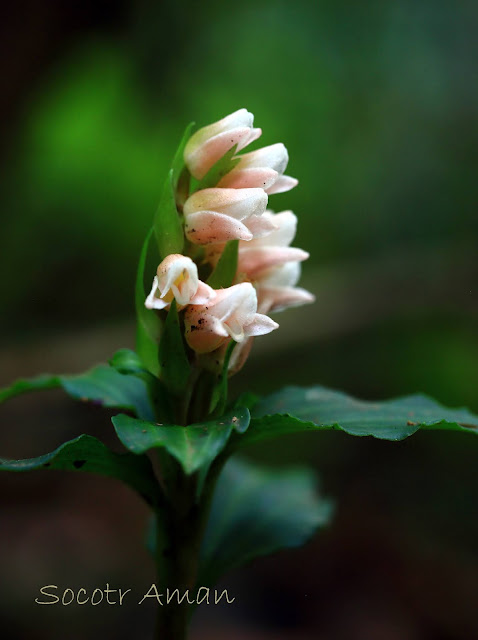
[
  {"x1": 184, "y1": 109, "x2": 261, "y2": 180},
  {"x1": 237, "y1": 210, "x2": 309, "y2": 278},
  {"x1": 184, "y1": 282, "x2": 278, "y2": 354},
  {"x1": 145, "y1": 254, "x2": 215, "y2": 310},
  {"x1": 256, "y1": 262, "x2": 315, "y2": 313},
  {"x1": 237, "y1": 210, "x2": 314, "y2": 313},
  {"x1": 183, "y1": 188, "x2": 274, "y2": 244},
  {"x1": 218, "y1": 143, "x2": 298, "y2": 195}
]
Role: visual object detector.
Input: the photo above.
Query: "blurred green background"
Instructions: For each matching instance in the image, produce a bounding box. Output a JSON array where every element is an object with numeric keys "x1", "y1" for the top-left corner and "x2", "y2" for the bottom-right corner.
[{"x1": 0, "y1": 1, "x2": 477, "y2": 639}]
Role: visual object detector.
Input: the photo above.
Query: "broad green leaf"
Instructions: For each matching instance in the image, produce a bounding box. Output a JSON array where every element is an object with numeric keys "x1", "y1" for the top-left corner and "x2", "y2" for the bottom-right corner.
[
  {"x1": 135, "y1": 228, "x2": 161, "y2": 376},
  {"x1": 192, "y1": 144, "x2": 240, "y2": 192},
  {"x1": 111, "y1": 407, "x2": 250, "y2": 475},
  {"x1": 0, "y1": 365, "x2": 154, "y2": 421},
  {"x1": 154, "y1": 169, "x2": 184, "y2": 259},
  {"x1": 198, "y1": 457, "x2": 333, "y2": 586},
  {"x1": 61, "y1": 365, "x2": 154, "y2": 420},
  {"x1": 158, "y1": 300, "x2": 191, "y2": 396},
  {"x1": 0, "y1": 435, "x2": 159, "y2": 506},
  {"x1": 238, "y1": 386, "x2": 478, "y2": 448},
  {"x1": 207, "y1": 239, "x2": 238, "y2": 289}
]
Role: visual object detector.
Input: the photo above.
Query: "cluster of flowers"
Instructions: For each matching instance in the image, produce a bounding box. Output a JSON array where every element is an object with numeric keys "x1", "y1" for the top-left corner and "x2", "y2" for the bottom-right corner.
[{"x1": 145, "y1": 109, "x2": 314, "y2": 373}]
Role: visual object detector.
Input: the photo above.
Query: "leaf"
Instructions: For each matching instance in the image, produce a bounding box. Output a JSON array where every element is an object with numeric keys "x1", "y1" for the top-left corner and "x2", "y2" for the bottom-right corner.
[
  {"x1": 0, "y1": 435, "x2": 159, "y2": 507},
  {"x1": 192, "y1": 145, "x2": 240, "y2": 192},
  {"x1": 237, "y1": 386, "x2": 478, "y2": 448},
  {"x1": 198, "y1": 457, "x2": 333, "y2": 586},
  {"x1": 207, "y1": 239, "x2": 238, "y2": 289},
  {"x1": 135, "y1": 228, "x2": 161, "y2": 376},
  {"x1": 154, "y1": 169, "x2": 184, "y2": 259},
  {"x1": 171, "y1": 121, "x2": 195, "y2": 190},
  {"x1": 158, "y1": 300, "x2": 191, "y2": 396},
  {"x1": 0, "y1": 374, "x2": 61, "y2": 403},
  {"x1": 109, "y1": 349, "x2": 148, "y2": 375},
  {"x1": 111, "y1": 407, "x2": 250, "y2": 475},
  {"x1": 0, "y1": 365, "x2": 154, "y2": 421}
]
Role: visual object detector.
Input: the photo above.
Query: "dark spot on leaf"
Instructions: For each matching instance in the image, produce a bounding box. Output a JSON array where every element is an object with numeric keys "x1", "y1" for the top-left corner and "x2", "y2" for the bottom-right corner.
[
  {"x1": 407, "y1": 420, "x2": 417, "y2": 426},
  {"x1": 73, "y1": 460, "x2": 86, "y2": 469}
]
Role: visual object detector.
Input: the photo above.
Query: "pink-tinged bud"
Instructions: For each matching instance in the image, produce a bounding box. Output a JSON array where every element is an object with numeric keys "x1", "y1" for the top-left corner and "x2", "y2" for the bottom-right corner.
[
  {"x1": 145, "y1": 254, "x2": 215, "y2": 310},
  {"x1": 184, "y1": 282, "x2": 278, "y2": 354},
  {"x1": 218, "y1": 143, "x2": 298, "y2": 194},
  {"x1": 237, "y1": 210, "x2": 309, "y2": 278},
  {"x1": 184, "y1": 188, "x2": 269, "y2": 244},
  {"x1": 184, "y1": 109, "x2": 261, "y2": 180}
]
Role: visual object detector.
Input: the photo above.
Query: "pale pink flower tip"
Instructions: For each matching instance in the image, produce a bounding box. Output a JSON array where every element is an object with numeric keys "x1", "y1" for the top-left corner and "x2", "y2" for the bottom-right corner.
[
  {"x1": 183, "y1": 187, "x2": 270, "y2": 245},
  {"x1": 218, "y1": 143, "x2": 298, "y2": 195},
  {"x1": 184, "y1": 109, "x2": 261, "y2": 180}
]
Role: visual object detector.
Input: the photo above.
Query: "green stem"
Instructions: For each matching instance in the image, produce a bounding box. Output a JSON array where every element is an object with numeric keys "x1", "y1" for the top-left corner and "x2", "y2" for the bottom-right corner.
[{"x1": 153, "y1": 455, "x2": 226, "y2": 639}]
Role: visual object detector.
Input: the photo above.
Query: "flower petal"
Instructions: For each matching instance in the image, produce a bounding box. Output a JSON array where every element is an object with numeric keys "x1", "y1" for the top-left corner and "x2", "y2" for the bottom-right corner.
[
  {"x1": 236, "y1": 143, "x2": 289, "y2": 174},
  {"x1": 244, "y1": 313, "x2": 279, "y2": 336},
  {"x1": 245, "y1": 210, "x2": 298, "y2": 248},
  {"x1": 245, "y1": 213, "x2": 278, "y2": 238},
  {"x1": 184, "y1": 310, "x2": 228, "y2": 354},
  {"x1": 184, "y1": 188, "x2": 268, "y2": 221},
  {"x1": 145, "y1": 276, "x2": 169, "y2": 310},
  {"x1": 217, "y1": 167, "x2": 279, "y2": 190},
  {"x1": 211, "y1": 283, "x2": 257, "y2": 326},
  {"x1": 191, "y1": 280, "x2": 216, "y2": 305},
  {"x1": 185, "y1": 211, "x2": 253, "y2": 244},
  {"x1": 259, "y1": 262, "x2": 302, "y2": 288},
  {"x1": 258, "y1": 286, "x2": 315, "y2": 314},
  {"x1": 238, "y1": 246, "x2": 309, "y2": 278},
  {"x1": 265, "y1": 175, "x2": 299, "y2": 195}
]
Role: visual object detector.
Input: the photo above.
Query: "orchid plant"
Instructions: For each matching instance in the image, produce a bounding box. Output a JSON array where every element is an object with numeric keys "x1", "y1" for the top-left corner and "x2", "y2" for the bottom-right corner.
[{"x1": 1, "y1": 109, "x2": 477, "y2": 639}]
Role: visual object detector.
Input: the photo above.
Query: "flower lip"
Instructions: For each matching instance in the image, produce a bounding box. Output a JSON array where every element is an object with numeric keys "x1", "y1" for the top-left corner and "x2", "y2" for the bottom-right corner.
[
  {"x1": 184, "y1": 282, "x2": 278, "y2": 353},
  {"x1": 145, "y1": 254, "x2": 215, "y2": 310}
]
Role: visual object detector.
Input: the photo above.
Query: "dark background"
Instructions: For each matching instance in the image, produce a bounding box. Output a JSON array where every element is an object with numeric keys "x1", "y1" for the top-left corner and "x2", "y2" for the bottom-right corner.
[{"x1": 0, "y1": 1, "x2": 477, "y2": 638}]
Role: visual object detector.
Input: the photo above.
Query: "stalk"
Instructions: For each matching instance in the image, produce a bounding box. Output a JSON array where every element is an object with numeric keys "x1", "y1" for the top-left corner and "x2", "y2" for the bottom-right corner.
[{"x1": 153, "y1": 455, "x2": 225, "y2": 639}]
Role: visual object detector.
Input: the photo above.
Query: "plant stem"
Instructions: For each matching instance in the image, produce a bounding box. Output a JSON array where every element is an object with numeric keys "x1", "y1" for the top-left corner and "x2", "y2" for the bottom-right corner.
[{"x1": 153, "y1": 463, "x2": 221, "y2": 639}]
